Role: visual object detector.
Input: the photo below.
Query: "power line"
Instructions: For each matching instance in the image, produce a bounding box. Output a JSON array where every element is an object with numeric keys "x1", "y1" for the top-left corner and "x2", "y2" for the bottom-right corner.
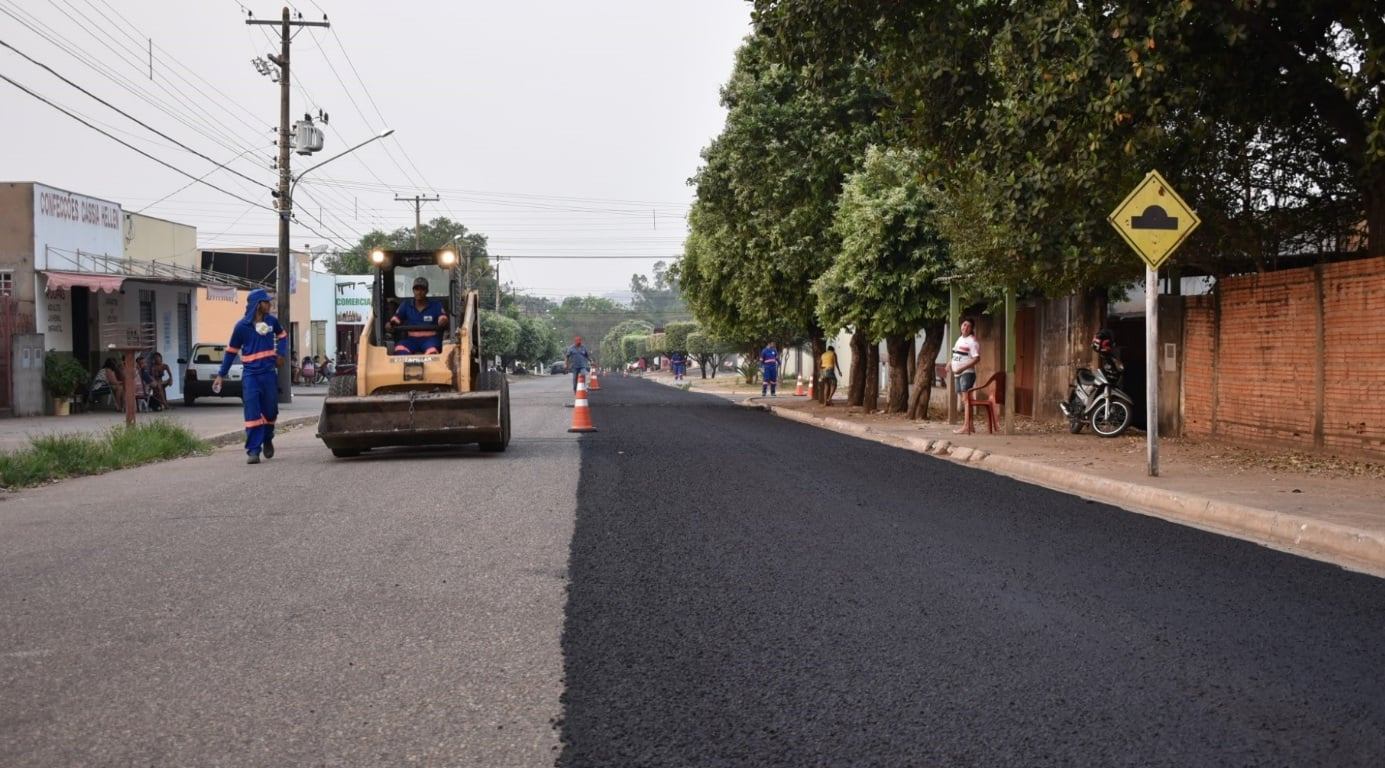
[
  {"x1": 0, "y1": 71, "x2": 275, "y2": 212},
  {"x1": 0, "y1": 37, "x2": 275, "y2": 193}
]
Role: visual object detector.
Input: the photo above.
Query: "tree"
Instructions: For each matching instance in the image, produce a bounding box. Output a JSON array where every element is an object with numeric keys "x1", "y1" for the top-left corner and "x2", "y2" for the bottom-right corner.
[
  {"x1": 664, "y1": 321, "x2": 698, "y2": 354},
  {"x1": 620, "y1": 334, "x2": 650, "y2": 365},
  {"x1": 629, "y1": 261, "x2": 688, "y2": 327},
  {"x1": 515, "y1": 315, "x2": 559, "y2": 368},
  {"x1": 816, "y1": 146, "x2": 951, "y2": 415},
  {"x1": 679, "y1": 32, "x2": 886, "y2": 369},
  {"x1": 479, "y1": 310, "x2": 519, "y2": 361},
  {"x1": 646, "y1": 332, "x2": 668, "y2": 358},
  {"x1": 686, "y1": 331, "x2": 730, "y2": 378},
  {"x1": 549, "y1": 296, "x2": 634, "y2": 362},
  {"x1": 601, "y1": 319, "x2": 654, "y2": 367}
]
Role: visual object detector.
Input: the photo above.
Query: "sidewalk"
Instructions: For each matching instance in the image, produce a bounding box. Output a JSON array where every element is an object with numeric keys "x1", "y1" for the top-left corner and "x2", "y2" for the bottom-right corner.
[
  {"x1": 652, "y1": 372, "x2": 1385, "y2": 577},
  {"x1": 0, "y1": 389, "x2": 324, "y2": 452}
]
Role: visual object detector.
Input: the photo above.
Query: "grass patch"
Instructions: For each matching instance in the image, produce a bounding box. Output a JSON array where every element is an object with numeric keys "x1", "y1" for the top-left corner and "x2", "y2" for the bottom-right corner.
[{"x1": 0, "y1": 421, "x2": 211, "y2": 490}]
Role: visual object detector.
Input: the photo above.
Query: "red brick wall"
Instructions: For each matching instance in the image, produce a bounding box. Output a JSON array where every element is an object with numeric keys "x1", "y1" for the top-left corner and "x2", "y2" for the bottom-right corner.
[
  {"x1": 1181, "y1": 256, "x2": 1385, "y2": 458},
  {"x1": 1321, "y1": 259, "x2": 1385, "y2": 455},
  {"x1": 1182, "y1": 297, "x2": 1216, "y2": 436}
]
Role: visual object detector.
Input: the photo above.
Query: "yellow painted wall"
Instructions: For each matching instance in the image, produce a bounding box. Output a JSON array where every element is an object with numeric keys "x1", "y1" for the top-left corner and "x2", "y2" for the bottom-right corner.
[{"x1": 125, "y1": 213, "x2": 198, "y2": 270}]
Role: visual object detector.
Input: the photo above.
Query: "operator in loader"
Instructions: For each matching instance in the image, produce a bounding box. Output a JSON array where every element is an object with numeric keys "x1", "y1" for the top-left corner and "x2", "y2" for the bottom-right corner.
[{"x1": 389, "y1": 276, "x2": 448, "y2": 355}]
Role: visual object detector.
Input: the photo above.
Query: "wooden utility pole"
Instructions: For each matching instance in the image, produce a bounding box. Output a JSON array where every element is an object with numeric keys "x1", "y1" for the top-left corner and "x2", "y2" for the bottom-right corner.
[
  {"x1": 247, "y1": 7, "x2": 329, "y2": 403},
  {"x1": 395, "y1": 194, "x2": 440, "y2": 248},
  {"x1": 493, "y1": 256, "x2": 502, "y2": 312}
]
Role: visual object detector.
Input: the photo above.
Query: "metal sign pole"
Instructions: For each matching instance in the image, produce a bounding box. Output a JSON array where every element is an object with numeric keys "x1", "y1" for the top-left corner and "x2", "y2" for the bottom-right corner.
[{"x1": 1145, "y1": 265, "x2": 1159, "y2": 477}]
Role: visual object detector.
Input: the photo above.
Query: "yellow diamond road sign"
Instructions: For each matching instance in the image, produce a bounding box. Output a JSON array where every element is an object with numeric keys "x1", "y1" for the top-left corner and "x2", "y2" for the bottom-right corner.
[{"x1": 1108, "y1": 170, "x2": 1200, "y2": 271}]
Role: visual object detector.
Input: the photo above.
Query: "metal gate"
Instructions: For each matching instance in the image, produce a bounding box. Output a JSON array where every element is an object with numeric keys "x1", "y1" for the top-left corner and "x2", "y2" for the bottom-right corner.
[{"x1": 0, "y1": 296, "x2": 37, "y2": 416}]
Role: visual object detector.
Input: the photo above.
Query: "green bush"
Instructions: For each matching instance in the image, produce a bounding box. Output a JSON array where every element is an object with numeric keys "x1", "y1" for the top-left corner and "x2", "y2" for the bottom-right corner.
[
  {"x1": 43, "y1": 350, "x2": 88, "y2": 400},
  {"x1": 647, "y1": 332, "x2": 668, "y2": 356},
  {"x1": 665, "y1": 321, "x2": 698, "y2": 353},
  {"x1": 0, "y1": 421, "x2": 210, "y2": 489}
]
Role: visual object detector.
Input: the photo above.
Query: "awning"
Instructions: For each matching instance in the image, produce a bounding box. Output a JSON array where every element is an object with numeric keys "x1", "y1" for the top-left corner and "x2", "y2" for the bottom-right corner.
[{"x1": 43, "y1": 271, "x2": 125, "y2": 294}]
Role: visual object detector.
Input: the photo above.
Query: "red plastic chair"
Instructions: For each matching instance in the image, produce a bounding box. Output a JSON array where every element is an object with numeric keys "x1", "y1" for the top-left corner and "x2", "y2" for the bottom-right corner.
[{"x1": 962, "y1": 372, "x2": 1005, "y2": 434}]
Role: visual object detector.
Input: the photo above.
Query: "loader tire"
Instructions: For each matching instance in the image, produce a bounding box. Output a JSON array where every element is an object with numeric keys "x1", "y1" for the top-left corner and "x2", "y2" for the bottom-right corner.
[
  {"x1": 328, "y1": 374, "x2": 357, "y2": 397},
  {"x1": 480, "y1": 379, "x2": 512, "y2": 453}
]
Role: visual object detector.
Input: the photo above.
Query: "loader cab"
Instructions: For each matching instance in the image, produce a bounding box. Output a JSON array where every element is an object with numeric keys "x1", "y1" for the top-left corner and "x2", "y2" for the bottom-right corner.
[{"x1": 368, "y1": 248, "x2": 462, "y2": 350}]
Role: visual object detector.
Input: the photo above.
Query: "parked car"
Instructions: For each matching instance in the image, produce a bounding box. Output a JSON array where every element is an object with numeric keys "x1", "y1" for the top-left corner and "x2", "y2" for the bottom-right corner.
[
  {"x1": 180, "y1": 343, "x2": 242, "y2": 405},
  {"x1": 549, "y1": 361, "x2": 566, "y2": 375}
]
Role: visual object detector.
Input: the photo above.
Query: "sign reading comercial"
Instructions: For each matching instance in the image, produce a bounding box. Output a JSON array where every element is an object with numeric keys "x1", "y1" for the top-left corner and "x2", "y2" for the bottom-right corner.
[{"x1": 335, "y1": 275, "x2": 371, "y2": 324}]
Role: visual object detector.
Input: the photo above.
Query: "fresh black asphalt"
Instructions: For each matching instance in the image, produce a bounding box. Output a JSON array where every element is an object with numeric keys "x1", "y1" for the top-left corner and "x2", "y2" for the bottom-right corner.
[{"x1": 558, "y1": 377, "x2": 1385, "y2": 767}]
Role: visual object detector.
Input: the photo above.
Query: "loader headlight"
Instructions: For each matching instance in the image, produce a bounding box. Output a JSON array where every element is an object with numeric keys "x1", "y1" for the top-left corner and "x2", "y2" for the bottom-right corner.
[
  {"x1": 370, "y1": 249, "x2": 387, "y2": 266},
  {"x1": 438, "y1": 249, "x2": 457, "y2": 267}
]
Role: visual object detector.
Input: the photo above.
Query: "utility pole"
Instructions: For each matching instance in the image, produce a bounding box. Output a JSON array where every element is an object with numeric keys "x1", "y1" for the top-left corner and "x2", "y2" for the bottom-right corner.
[
  {"x1": 395, "y1": 194, "x2": 440, "y2": 248},
  {"x1": 493, "y1": 255, "x2": 502, "y2": 311},
  {"x1": 248, "y1": 7, "x2": 329, "y2": 404}
]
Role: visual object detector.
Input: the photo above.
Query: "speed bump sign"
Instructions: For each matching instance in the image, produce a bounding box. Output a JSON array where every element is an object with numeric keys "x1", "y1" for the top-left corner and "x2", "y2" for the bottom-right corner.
[{"x1": 1109, "y1": 170, "x2": 1200, "y2": 270}]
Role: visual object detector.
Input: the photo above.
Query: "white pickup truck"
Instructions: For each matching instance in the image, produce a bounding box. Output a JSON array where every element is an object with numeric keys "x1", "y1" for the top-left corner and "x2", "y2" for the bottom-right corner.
[{"x1": 180, "y1": 343, "x2": 243, "y2": 405}]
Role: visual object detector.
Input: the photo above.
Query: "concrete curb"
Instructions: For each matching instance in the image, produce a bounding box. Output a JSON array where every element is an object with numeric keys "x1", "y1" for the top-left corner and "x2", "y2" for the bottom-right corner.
[
  {"x1": 202, "y1": 414, "x2": 320, "y2": 449},
  {"x1": 745, "y1": 400, "x2": 1385, "y2": 577}
]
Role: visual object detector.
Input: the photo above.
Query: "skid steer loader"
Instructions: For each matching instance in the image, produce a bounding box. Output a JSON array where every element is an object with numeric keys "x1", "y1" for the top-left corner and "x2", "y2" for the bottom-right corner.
[{"x1": 317, "y1": 248, "x2": 511, "y2": 457}]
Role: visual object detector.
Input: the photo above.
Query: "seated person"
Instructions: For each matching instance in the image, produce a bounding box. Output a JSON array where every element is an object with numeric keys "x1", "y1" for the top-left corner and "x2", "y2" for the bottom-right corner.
[
  {"x1": 94, "y1": 358, "x2": 124, "y2": 409},
  {"x1": 388, "y1": 276, "x2": 448, "y2": 355},
  {"x1": 148, "y1": 352, "x2": 173, "y2": 409},
  {"x1": 133, "y1": 353, "x2": 156, "y2": 410}
]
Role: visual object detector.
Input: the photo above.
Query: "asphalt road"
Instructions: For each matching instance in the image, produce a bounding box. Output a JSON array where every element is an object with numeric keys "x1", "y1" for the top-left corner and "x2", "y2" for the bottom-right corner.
[
  {"x1": 0, "y1": 376, "x2": 579, "y2": 767},
  {"x1": 558, "y1": 377, "x2": 1385, "y2": 767},
  {"x1": 2, "y1": 374, "x2": 1384, "y2": 766}
]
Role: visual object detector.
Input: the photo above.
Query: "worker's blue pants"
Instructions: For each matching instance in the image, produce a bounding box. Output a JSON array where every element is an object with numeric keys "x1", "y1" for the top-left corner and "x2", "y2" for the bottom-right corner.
[{"x1": 243, "y1": 369, "x2": 278, "y2": 456}]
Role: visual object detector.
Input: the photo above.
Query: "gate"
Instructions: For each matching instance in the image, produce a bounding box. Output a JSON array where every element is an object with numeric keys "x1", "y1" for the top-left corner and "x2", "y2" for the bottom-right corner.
[{"x1": 0, "y1": 296, "x2": 38, "y2": 416}]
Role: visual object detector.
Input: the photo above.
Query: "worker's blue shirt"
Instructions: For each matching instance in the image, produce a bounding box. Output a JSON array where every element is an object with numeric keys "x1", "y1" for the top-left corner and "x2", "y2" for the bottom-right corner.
[
  {"x1": 393, "y1": 299, "x2": 447, "y2": 330},
  {"x1": 670, "y1": 352, "x2": 687, "y2": 365},
  {"x1": 760, "y1": 347, "x2": 779, "y2": 367},
  {"x1": 219, "y1": 314, "x2": 287, "y2": 376},
  {"x1": 566, "y1": 344, "x2": 591, "y2": 371}
]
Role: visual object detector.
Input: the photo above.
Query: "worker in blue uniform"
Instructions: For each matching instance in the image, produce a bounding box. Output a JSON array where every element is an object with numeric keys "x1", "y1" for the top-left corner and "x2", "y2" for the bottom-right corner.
[
  {"x1": 760, "y1": 342, "x2": 779, "y2": 397},
  {"x1": 388, "y1": 276, "x2": 448, "y2": 355},
  {"x1": 213, "y1": 288, "x2": 287, "y2": 464}
]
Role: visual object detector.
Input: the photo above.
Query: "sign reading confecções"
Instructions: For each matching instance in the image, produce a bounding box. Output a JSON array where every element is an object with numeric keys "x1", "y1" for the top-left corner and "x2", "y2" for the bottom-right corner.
[{"x1": 32, "y1": 184, "x2": 125, "y2": 271}]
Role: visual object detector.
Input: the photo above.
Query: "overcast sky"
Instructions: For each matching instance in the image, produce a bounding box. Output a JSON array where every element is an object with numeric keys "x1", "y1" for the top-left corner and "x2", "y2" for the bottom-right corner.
[{"x1": 0, "y1": 0, "x2": 751, "y2": 299}]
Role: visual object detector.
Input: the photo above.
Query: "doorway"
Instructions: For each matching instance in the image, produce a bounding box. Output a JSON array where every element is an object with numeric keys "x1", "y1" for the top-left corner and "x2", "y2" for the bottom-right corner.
[{"x1": 1015, "y1": 306, "x2": 1036, "y2": 416}]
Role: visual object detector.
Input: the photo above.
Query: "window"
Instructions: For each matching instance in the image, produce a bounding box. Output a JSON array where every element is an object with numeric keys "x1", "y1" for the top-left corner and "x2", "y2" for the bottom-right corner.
[
  {"x1": 0, "y1": 270, "x2": 12, "y2": 296},
  {"x1": 139, "y1": 289, "x2": 156, "y2": 348}
]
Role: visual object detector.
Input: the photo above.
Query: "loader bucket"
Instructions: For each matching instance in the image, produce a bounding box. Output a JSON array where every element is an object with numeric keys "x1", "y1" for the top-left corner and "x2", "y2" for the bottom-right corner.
[{"x1": 318, "y1": 390, "x2": 503, "y2": 454}]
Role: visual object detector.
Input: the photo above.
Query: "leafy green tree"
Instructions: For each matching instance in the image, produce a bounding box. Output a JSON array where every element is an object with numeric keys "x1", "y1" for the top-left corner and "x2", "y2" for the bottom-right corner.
[
  {"x1": 620, "y1": 334, "x2": 650, "y2": 365},
  {"x1": 629, "y1": 261, "x2": 688, "y2": 327},
  {"x1": 601, "y1": 319, "x2": 653, "y2": 367},
  {"x1": 549, "y1": 296, "x2": 634, "y2": 361},
  {"x1": 680, "y1": 32, "x2": 886, "y2": 369},
  {"x1": 646, "y1": 332, "x2": 668, "y2": 358},
  {"x1": 664, "y1": 321, "x2": 697, "y2": 354},
  {"x1": 686, "y1": 330, "x2": 731, "y2": 378},
  {"x1": 817, "y1": 146, "x2": 952, "y2": 415},
  {"x1": 515, "y1": 315, "x2": 559, "y2": 368},
  {"x1": 479, "y1": 310, "x2": 520, "y2": 360}
]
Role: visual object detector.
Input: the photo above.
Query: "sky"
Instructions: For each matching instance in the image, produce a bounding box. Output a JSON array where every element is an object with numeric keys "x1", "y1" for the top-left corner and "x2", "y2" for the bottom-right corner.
[{"x1": 0, "y1": 0, "x2": 752, "y2": 300}]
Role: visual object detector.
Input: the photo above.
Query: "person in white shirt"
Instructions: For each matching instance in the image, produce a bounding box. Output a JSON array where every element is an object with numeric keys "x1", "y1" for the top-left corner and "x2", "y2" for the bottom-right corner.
[{"x1": 950, "y1": 318, "x2": 980, "y2": 409}]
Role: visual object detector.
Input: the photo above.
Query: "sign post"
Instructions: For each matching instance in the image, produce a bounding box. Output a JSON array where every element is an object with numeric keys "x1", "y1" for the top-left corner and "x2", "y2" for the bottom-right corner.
[{"x1": 1108, "y1": 170, "x2": 1200, "y2": 477}]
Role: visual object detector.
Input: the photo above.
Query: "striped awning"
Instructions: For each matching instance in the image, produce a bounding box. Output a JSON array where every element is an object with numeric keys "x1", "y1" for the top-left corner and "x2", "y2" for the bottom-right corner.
[{"x1": 42, "y1": 271, "x2": 125, "y2": 294}]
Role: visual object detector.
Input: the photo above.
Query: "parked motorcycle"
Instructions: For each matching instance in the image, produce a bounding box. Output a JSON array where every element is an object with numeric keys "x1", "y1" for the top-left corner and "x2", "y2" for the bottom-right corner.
[{"x1": 1060, "y1": 329, "x2": 1135, "y2": 437}]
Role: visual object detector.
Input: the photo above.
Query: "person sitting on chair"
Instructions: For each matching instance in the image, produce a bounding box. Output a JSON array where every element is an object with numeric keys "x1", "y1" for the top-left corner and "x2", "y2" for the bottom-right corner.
[
  {"x1": 388, "y1": 276, "x2": 448, "y2": 355},
  {"x1": 94, "y1": 358, "x2": 123, "y2": 410}
]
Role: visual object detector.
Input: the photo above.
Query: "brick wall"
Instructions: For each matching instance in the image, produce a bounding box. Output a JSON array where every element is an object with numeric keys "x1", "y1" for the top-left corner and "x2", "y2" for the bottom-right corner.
[{"x1": 1181, "y1": 256, "x2": 1385, "y2": 458}]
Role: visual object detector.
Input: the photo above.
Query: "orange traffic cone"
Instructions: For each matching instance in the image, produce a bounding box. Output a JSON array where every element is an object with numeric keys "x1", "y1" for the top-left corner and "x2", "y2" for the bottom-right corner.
[
  {"x1": 588, "y1": 371, "x2": 601, "y2": 391},
  {"x1": 809, "y1": 377, "x2": 816, "y2": 400},
  {"x1": 568, "y1": 374, "x2": 597, "y2": 433},
  {"x1": 794, "y1": 376, "x2": 806, "y2": 396}
]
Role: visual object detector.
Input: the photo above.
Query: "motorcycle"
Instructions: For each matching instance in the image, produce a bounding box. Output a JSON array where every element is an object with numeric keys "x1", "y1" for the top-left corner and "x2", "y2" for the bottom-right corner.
[{"x1": 1060, "y1": 330, "x2": 1135, "y2": 437}]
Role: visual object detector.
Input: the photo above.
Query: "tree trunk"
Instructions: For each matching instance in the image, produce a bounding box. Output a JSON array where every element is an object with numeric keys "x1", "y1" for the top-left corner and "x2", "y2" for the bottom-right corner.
[
  {"x1": 884, "y1": 335, "x2": 911, "y2": 413},
  {"x1": 848, "y1": 327, "x2": 868, "y2": 407},
  {"x1": 1368, "y1": 172, "x2": 1385, "y2": 258},
  {"x1": 906, "y1": 339, "x2": 917, "y2": 386},
  {"x1": 908, "y1": 320, "x2": 945, "y2": 420},
  {"x1": 810, "y1": 329, "x2": 826, "y2": 404},
  {"x1": 863, "y1": 340, "x2": 880, "y2": 413}
]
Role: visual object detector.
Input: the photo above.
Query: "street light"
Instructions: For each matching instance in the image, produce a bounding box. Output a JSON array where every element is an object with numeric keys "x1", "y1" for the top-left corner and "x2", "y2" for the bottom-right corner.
[{"x1": 275, "y1": 128, "x2": 394, "y2": 404}]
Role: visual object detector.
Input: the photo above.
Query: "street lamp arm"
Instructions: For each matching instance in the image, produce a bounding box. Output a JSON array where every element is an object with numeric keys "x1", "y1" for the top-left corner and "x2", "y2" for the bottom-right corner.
[{"x1": 289, "y1": 128, "x2": 394, "y2": 200}]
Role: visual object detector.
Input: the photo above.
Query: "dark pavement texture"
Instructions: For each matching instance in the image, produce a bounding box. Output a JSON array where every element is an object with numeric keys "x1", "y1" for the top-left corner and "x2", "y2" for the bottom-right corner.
[{"x1": 558, "y1": 378, "x2": 1385, "y2": 767}]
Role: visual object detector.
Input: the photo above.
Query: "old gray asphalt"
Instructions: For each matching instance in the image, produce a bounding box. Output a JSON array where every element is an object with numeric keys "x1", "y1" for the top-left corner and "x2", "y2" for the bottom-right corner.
[{"x1": 0, "y1": 376, "x2": 577, "y2": 766}]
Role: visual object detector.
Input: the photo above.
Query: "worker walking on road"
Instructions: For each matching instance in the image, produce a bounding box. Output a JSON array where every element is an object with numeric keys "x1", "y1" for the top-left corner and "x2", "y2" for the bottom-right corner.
[
  {"x1": 760, "y1": 342, "x2": 780, "y2": 397},
  {"x1": 213, "y1": 288, "x2": 287, "y2": 464},
  {"x1": 565, "y1": 335, "x2": 591, "y2": 392}
]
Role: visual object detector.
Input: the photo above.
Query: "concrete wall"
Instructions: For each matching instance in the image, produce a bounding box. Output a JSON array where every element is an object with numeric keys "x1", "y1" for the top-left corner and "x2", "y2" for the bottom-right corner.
[
  {"x1": 197, "y1": 288, "x2": 249, "y2": 344},
  {"x1": 124, "y1": 213, "x2": 198, "y2": 270},
  {"x1": 1182, "y1": 256, "x2": 1385, "y2": 458},
  {"x1": 0, "y1": 183, "x2": 37, "y2": 318},
  {"x1": 309, "y1": 270, "x2": 337, "y2": 361}
]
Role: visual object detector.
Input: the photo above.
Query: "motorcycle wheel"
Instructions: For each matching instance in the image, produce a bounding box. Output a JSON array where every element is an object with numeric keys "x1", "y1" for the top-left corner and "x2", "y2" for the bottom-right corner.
[{"x1": 1090, "y1": 400, "x2": 1132, "y2": 437}]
